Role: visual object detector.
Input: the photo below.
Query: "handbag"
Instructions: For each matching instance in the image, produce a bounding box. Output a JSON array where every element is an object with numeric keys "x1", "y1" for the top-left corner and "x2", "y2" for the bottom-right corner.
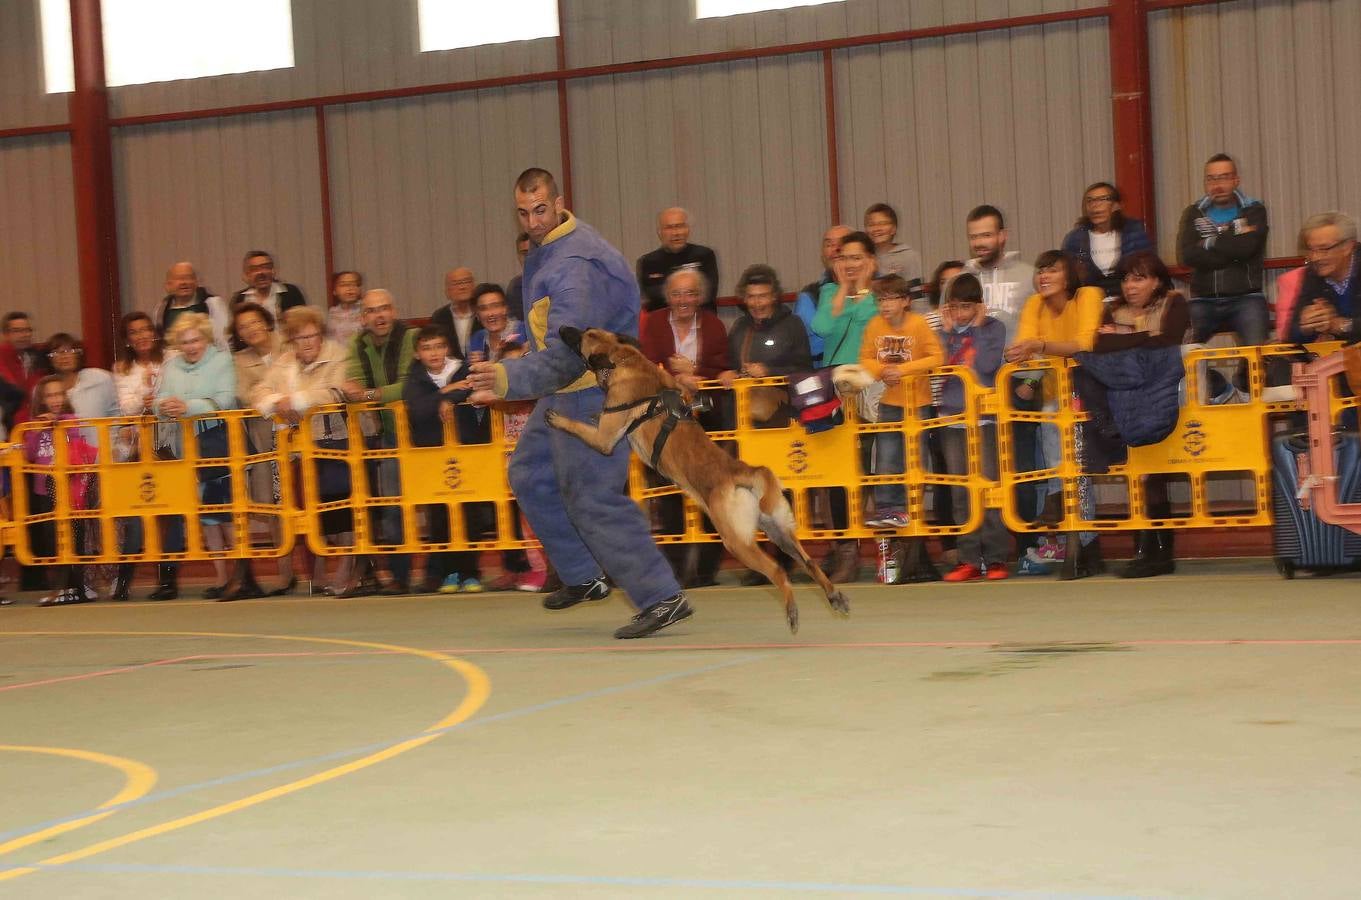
[
  {"x1": 314, "y1": 437, "x2": 352, "y2": 501},
  {"x1": 787, "y1": 369, "x2": 843, "y2": 433}
]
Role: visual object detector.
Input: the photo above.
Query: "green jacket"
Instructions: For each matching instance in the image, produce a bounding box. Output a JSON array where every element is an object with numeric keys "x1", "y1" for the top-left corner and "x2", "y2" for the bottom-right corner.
[{"x1": 346, "y1": 324, "x2": 417, "y2": 401}]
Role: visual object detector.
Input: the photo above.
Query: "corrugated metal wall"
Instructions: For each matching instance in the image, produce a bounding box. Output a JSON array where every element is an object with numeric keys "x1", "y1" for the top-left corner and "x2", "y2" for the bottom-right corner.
[
  {"x1": 835, "y1": 15, "x2": 1112, "y2": 277},
  {"x1": 111, "y1": 112, "x2": 327, "y2": 316},
  {"x1": 326, "y1": 86, "x2": 563, "y2": 315},
  {"x1": 1149, "y1": 0, "x2": 1361, "y2": 260},
  {"x1": 0, "y1": 134, "x2": 80, "y2": 336},
  {"x1": 568, "y1": 54, "x2": 829, "y2": 295}
]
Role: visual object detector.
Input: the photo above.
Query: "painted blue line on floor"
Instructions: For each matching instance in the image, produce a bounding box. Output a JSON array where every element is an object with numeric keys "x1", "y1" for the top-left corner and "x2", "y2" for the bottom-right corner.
[
  {"x1": 0, "y1": 655, "x2": 759, "y2": 846},
  {"x1": 6, "y1": 861, "x2": 1161, "y2": 898}
]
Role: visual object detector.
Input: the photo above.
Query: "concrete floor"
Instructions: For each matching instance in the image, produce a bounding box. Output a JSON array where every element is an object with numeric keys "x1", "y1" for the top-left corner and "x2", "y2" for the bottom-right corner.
[{"x1": 2, "y1": 560, "x2": 1359, "y2": 899}]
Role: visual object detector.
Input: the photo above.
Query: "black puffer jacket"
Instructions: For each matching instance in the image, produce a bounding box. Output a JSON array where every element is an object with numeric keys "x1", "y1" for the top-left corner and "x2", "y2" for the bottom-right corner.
[{"x1": 726, "y1": 302, "x2": 812, "y2": 375}]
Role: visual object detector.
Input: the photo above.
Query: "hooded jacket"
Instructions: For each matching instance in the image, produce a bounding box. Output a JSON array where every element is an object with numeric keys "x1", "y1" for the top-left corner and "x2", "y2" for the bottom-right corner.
[
  {"x1": 964, "y1": 251, "x2": 1035, "y2": 343},
  {"x1": 1176, "y1": 191, "x2": 1269, "y2": 298},
  {"x1": 1060, "y1": 218, "x2": 1154, "y2": 297},
  {"x1": 726, "y1": 302, "x2": 812, "y2": 376}
]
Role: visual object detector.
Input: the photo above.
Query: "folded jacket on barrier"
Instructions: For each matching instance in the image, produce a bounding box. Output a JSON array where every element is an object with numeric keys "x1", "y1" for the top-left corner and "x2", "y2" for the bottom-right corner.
[{"x1": 1072, "y1": 344, "x2": 1184, "y2": 472}]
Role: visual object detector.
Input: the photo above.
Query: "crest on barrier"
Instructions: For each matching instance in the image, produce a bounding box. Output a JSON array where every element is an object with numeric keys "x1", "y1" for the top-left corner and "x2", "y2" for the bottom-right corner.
[
  {"x1": 442, "y1": 456, "x2": 462, "y2": 490},
  {"x1": 138, "y1": 472, "x2": 157, "y2": 503},
  {"x1": 787, "y1": 440, "x2": 809, "y2": 475},
  {"x1": 1182, "y1": 419, "x2": 1207, "y2": 458}
]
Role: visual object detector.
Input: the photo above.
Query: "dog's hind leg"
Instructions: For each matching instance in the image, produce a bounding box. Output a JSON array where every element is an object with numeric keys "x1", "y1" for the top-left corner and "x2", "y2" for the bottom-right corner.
[
  {"x1": 752, "y1": 470, "x2": 850, "y2": 617},
  {"x1": 709, "y1": 488, "x2": 800, "y2": 633}
]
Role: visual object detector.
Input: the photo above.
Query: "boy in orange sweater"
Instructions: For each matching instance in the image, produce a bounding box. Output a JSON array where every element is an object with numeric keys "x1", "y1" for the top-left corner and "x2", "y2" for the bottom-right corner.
[{"x1": 858, "y1": 274, "x2": 943, "y2": 526}]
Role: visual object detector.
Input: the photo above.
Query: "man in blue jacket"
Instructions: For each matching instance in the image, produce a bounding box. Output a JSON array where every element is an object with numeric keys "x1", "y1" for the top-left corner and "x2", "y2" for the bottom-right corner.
[{"x1": 468, "y1": 168, "x2": 691, "y2": 639}]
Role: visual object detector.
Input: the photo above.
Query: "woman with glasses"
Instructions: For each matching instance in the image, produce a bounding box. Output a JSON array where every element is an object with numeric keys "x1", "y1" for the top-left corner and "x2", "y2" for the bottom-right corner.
[
  {"x1": 1061, "y1": 182, "x2": 1153, "y2": 299},
  {"x1": 250, "y1": 306, "x2": 354, "y2": 595},
  {"x1": 45, "y1": 333, "x2": 117, "y2": 420},
  {"x1": 231, "y1": 302, "x2": 292, "y2": 597}
]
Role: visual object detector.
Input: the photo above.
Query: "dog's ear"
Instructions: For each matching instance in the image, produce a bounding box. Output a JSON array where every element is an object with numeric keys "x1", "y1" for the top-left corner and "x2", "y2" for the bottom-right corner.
[{"x1": 615, "y1": 333, "x2": 644, "y2": 351}]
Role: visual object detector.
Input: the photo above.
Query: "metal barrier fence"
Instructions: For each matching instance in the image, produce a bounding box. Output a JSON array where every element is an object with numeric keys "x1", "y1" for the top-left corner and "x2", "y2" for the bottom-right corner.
[{"x1": 1, "y1": 343, "x2": 1353, "y2": 564}]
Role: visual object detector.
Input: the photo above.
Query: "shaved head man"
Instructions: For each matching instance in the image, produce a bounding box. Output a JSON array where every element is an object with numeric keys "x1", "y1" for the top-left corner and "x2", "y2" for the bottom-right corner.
[
  {"x1": 636, "y1": 206, "x2": 719, "y2": 312},
  {"x1": 155, "y1": 260, "x2": 230, "y2": 350},
  {"x1": 430, "y1": 266, "x2": 478, "y2": 358}
]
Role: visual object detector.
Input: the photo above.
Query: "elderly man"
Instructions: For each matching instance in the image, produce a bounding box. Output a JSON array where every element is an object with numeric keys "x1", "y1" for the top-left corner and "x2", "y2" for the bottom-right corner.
[
  {"x1": 636, "y1": 207, "x2": 720, "y2": 312},
  {"x1": 1287, "y1": 212, "x2": 1360, "y2": 343},
  {"x1": 1176, "y1": 153, "x2": 1270, "y2": 346},
  {"x1": 468, "y1": 168, "x2": 690, "y2": 639},
  {"x1": 230, "y1": 249, "x2": 307, "y2": 321},
  {"x1": 340, "y1": 288, "x2": 417, "y2": 595},
  {"x1": 431, "y1": 267, "x2": 478, "y2": 359},
  {"x1": 155, "y1": 262, "x2": 229, "y2": 350}
]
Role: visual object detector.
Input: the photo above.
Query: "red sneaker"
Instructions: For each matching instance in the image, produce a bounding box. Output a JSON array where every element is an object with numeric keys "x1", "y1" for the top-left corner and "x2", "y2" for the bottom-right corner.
[
  {"x1": 943, "y1": 563, "x2": 983, "y2": 583},
  {"x1": 985, "y1": 566, "x2": 1010, "y2": 581}
]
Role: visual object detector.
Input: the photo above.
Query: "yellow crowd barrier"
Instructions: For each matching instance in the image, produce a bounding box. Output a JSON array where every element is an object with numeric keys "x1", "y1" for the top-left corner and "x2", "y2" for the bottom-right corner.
[{"x1": 0, "y1": 342, "x2": 1352, "y2": 565}]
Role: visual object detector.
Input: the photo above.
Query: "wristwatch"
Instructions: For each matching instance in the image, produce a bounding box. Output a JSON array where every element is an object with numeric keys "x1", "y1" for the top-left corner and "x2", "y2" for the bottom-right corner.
[{"x1": 364, "y1": 389, "x2": 377, "y2": 402}]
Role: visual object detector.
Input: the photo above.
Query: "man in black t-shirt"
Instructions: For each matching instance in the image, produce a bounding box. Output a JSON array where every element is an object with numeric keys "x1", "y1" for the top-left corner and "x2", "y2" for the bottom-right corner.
[{"x1": 636, "y1": 207, "x2": 719, "y2": 312}]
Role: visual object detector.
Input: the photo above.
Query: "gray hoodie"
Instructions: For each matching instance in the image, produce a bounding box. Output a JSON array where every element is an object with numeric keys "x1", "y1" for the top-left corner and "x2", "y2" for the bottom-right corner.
[{"x1": 965, "y1": 250, "x2": 1034, "y2": 344}]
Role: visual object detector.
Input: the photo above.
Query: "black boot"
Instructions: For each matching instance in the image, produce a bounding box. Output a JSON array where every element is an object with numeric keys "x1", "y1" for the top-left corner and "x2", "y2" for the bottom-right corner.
[
  {"x1": 1059, "y1": 534, "x2": 1105, "y2": 581},
  {"x1": 1122, "y1": 530, "x2": 1174, "y2": 578},
  {"x1": 112, "y1": 564, "x2": 134, "y2": 602},
  {"x1": 221, "y1": 559, "x2": 266, "y2": 602},
  {"x1": 148, "y1": 564, "x2": 178, "y2": 601},
  {"x1": 1032, "y1": 491, "x2": 1064, "y2": 527},
  {"x1": 898, "y1": 538, "x2": 941, "y2": 583}
]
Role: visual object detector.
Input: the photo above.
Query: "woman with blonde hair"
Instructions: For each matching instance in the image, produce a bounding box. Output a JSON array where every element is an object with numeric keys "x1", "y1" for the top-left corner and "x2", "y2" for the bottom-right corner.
[
  {"x1": 251, "y1": 306, "x2": 355, "y2": 594},
  {"x1": 154, "y1": 312, "x2": 246, "y2": 599}
]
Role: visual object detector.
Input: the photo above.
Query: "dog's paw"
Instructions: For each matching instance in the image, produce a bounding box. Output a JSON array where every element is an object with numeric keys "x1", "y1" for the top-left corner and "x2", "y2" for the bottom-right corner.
[
  {"x1": 827, "y1": 590, "x2": 850, "y2": 616},
  {"x1": 786, "y1": 603, "x2": 799, "y2": 634}
]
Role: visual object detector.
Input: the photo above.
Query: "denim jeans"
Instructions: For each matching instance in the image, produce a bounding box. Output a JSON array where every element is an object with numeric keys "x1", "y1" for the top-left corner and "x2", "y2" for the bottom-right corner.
[{"x1": 1189, "y1": 293, "x2": 1268, "y2": 345}]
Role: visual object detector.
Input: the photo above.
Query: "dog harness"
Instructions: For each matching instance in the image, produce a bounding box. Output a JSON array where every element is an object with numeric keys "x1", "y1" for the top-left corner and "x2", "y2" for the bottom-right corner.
[{"x1": 600, "y1": 388, "x2": 694, "y2": 470}]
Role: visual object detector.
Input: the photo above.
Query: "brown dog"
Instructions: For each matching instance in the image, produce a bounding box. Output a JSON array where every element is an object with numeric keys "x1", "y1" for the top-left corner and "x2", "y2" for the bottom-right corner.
[{"x1": 548, "y1": 326, "x2": 850, "y2": 632}]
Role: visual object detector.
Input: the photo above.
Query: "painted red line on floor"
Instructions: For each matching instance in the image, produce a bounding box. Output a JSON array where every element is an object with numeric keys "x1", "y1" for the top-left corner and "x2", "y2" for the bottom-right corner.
[{"x1": 0, "y1": 655, "x2": 204, "y2": 693}]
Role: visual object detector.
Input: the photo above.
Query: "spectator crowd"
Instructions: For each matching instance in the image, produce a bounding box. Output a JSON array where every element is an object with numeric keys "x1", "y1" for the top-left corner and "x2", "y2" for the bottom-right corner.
[{"x1": 3, "y1": 152, "x2": 1358, "y2": 607}]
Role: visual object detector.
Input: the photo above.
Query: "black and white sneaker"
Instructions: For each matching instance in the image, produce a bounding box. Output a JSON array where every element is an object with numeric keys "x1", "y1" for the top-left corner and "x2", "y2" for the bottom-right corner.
[
  {"x1": 613, "y1": 593, "x2": 693, "y2": 639},
  {"x1": 542, "y1": 576, "x2": 611, "y2": 611}
]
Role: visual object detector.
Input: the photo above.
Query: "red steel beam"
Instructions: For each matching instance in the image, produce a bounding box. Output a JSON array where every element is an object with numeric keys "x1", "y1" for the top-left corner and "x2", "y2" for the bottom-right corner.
[
  {"x1": 0, "y1": 124, "x2": 73, "y2": 140},
  {"x1": 822, "y1": 50, "x2": 840, "y2": 224},
  {"x1": 108, "y1": 7, "x2": 1112, "y2": 129},
  {"x1": 1109, "y1": 0, "x2": 1156, "y2": 235},
  {"x1": 555, "y1": 0, "x2": 573, "y2": 210},
  {"x1": 67, "y1": 0, "x2": 120, "y2": 368},
  {"x1": 314, "y1": 106, "x2": 335, "y2": 300}
]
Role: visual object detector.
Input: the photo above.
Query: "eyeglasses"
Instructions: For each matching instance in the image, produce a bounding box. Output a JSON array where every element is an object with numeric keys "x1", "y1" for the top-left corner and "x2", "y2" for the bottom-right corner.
[
  {"x1": 875, "y1": 294, "x2": 907, "y2": 303},
  {"x1": 48, "y1": 348, "x2": 80, "y2": 357},
  {"x1": 293, "y1": 332, "x2": 322, "y2": 342},
  {"x1": 1305, "y1": 239, "x2": 1351, "y2": 257},
  {"x1": 1085, "y1": 195, "x2": 1116, "y2": 205},
  {"x1": 1205, "y1": 173, "x2": 1237, "y2": 183},
  {"x1": 668, "y1": 290, "x2": 701, "y2": 300}
]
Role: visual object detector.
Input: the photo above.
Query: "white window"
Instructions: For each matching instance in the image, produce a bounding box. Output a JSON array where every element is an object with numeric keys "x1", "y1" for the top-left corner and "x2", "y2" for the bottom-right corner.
[
  {"x1": 418, "y1": 0, "x2": 559, "y2": 53},
  {"x1": 41, "y1": 0, "x2": 295, "y2": 94},
  {"x1": 696, "y1": 0, "x2": 844, "y2": 18}
]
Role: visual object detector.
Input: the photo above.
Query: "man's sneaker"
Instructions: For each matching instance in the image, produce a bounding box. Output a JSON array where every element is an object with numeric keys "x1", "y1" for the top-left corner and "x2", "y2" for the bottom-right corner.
[
  {"x1": 487, "y1": 572, "x2": 520, "y2": 592},
  {"x1": 984, "y1": 565, "x2": 1010, "y2": 581},
  {"x1": 613, "y1": 593, "x2": 693, "y2": 639},
  {"x1": 863, "y1": 509, "x2": 890, "y2": 527},
  {"x1": 878, "y1": 510, "x2": 910, "y2": 528},
  {"x1": 439, "y1": 574, "x2": 462, "y2": 594},
  {"x1": 943, "y1": 563, "x2": 983, "y2": 583},
  {"x1": 1015, "y1": 556, "x2": 1054, "y2": 576},
  {"x1": 542, "y1": 576, "x2": 611, "y2": 610},
  {"x1": 460, "y1": 577, "x2": 483, "y2": 593},
  {"x1": 1026, "y1": 537, "x2": 1066, "y2": 565}
]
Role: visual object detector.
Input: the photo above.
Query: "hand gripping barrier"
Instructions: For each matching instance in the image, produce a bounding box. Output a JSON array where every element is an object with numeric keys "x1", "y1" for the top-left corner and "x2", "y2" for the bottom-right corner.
[{"x1": 3, "y1": 411, "x2": 295, "y2": 565}]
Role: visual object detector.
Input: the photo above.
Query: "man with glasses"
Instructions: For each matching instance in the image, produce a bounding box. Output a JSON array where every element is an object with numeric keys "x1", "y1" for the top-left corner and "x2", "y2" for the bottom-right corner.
[
  {"x1": 1176, "y1": 153, "x2": 1270, "y2": 345},
  {"x1": 1286, "y1": 212, "x2": 1360, "y2": 343},
  {"x1": 231, "y1": 250, "x2": 308, "y2": 325},
  {"x1": 0, "y1": 312, "x2": 47, "y2": 426},
  {"x1": 430, "y1": 267, "x2": 478, "y2": 359},
  {"x1": 341, "y1": 289, "x2": 417, "y2": 594}
]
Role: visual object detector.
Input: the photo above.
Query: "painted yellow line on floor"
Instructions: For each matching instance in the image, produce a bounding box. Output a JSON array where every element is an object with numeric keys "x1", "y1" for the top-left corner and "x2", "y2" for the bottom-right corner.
[
  {"x1": 0, "y1": 631, "x2": 490, "y2": 884},
  {"x1": 0, "y1": 745, "x2": 158, "y2": 856}
]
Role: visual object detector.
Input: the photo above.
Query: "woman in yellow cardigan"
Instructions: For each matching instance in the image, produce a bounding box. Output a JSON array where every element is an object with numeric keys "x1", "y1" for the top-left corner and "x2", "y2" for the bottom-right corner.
[{"x1": 1003, "y1": 250, "x2": 1104, "y2": 578}]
